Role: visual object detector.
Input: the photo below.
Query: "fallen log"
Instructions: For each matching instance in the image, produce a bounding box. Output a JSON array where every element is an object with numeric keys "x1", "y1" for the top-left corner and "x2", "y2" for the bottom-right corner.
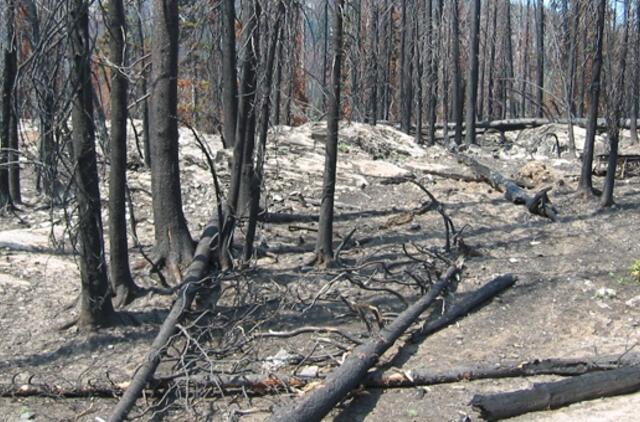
[
  {"x1": 425, "y1": 118, "x2": 640, "y2": 133},
  {"x1": 108, "y1": 216, "x2": 221, "y2": 422},
  {"x1": 410, "y1": 274, "x2": 516, "y2": 343},
  {"x1": 5, "y1": 354, "x2": 639, "y2": 399},
  {"x1": 471, "y1": 365, "x2": 640, "y2": 421},
  {"x1": 267, "y1": 259, "x2": 464, "y2": 422},
  {"x1": 457, "y1": 154, "x2": 558, "y2": 221}
]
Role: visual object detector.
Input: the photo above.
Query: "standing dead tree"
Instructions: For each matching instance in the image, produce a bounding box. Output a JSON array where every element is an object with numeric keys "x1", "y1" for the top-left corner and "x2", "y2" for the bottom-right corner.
[
  {"x1": 149, "y1": 0, "x2": 194, "y2": 278},
  {"x1": 578, "y1": 0, "x2": 606, "y2": 195},
  {"x1": 465, "y1": 0, "x2": 481, "y2": 144},
  {"x1": 104, "y1": 0, "x2": 141, "y2": 307},
  {"x1": 1, "y1": 0, "x2": 17, "y2": 208},
  {"x1": 601, "y1": 0, "x2": 631, "y2": 208},
  {"x1": 631, "y1": 0, "x2": 640, "y2": 144},
  {"x1": 535, "y1": 0, "x2": 544, "y2": 118},
  {"x1": 68, "y1": 0, "x2": 115, "y2": 328},
  {"x1": 315, "y1": 0, "x2": 344, "y2": 266}
]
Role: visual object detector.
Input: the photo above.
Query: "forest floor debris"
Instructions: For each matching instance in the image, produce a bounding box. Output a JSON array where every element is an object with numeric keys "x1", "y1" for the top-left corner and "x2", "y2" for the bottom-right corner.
[{"x1": 1, "y1": 121, "x2": 639, "y2": 421}]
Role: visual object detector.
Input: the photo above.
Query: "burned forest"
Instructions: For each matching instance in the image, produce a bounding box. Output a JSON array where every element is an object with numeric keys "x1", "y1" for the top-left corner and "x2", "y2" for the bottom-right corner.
[{"x1": 2, "y1": 0, "x2": 640, "y2": 421}]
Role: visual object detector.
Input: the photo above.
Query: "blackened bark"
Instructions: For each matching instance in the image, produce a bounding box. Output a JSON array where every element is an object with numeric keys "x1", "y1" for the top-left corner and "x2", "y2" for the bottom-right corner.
[
  {"x1": 315, "y1": 0, "x2": 344, "y2": 265},
  {"x1": 503, "y1": 0, "x2": 515, "y2": 118},
  {"x1": 399, "y1": 0, "x2": 412, "y2": 134},
  {"x1": 365, "y1": 4, "x2": 379, "y2": 125},
  {"x1": 563, "y1": 0, "x2": 578, "y2": 156},
  {"x1": 322, "y1": 0, "x2": 329, "y2": 112},
  {"x1": 426, "y1": 0, "x2": 438, "y2": 145},
  {"x1": 465, "y1": 0, "x2": 481, "y2": 144},
  {"x1": 579, "y1": 0, "x2": 606, "y2": 194},
  {"x1": 219, "y1": 0, "x2": 260, "y2": 269},
  {"x1": 149, "y1": 0, "x2": 194, "y2": 276},
  {"x1": 520, "y1": 0, "x2": 531, "y2": 117},
  {"x1": 1, "y1": 0, "x2": 17, "y2": 207},
  {"x1": 349, "y1": 0, "x2": 362, "y2": 120},
  {"x1": 535, "y1": 0, "x2": 544, "y2": 118},
  {"x1": 238, "y1": 0, "x2": 261, "y2": 214},
  {"x1": 414, "y1": 1, "x2": 424, "y2": 144},
  {"x1": 8, "y1": 86, "x2": 20, "y2": 204},
  {"x1": 107, "y1": 0, "x2": 140, "y2": 306},
  {"x1": 244, "y1": 1, "x2": 286, "y2": 262},
  {"x1": 487, "y1": 0, "x2": 498, "y2": 120},
  {"x1": 631, "y1": 0, "x2": 640, "y2": 144},
  {"x1": 221, "y1": 0, "x2": 238, "y2": 148},
  {"x1": 601, "y1": 0, "x2": 631, "y2": 207},
  {"x1": 273, "y1": 25, "x2": 284, "y2": 126},
  {"x1": 133, "y1": 0, "x2": 151, "y2": 167},
  {"x1": 69, "y1": 0, "x2": 115, "y2": 327},
  {"x1": 471, "y1": 366, "x2": 640, "y2": 421},
  {"x1": 451, "y1": 0, "x2": 463, "y2": 145}
]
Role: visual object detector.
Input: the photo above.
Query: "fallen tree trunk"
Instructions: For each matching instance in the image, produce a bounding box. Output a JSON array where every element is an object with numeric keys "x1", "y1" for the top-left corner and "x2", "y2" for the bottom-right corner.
[
  {"x1": 267, "y1": 259, "x2": 464, "y2": 422},
  {"x1": 410, "y1": 274, "x2": 516, "y2": 343},
  {"x1": 5, "y1": 354, "x2": 638, "y2": 399},
  {"x1": 457, "y1": 154, "x2": 558, "y2": 221},
  {"x1": 471, "y1": 365, "x2": 640, "y2": 421},
  {"x1": 108, "y1": 216, "x2": 221, "y2": 422},
  {"x1": 427, "y1": 118, "x2": 640, "y2": 132}
]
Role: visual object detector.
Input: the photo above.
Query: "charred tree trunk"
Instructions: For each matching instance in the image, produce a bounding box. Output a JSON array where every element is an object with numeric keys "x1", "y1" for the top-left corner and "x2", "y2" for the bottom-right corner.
[
  {"x1": 315, "y1": 0, "x2": 344, "y2": 265},
  {"x1": 399, "y1": 0, "x2": 413, "y2": 134},
  {"x1": 601, "y1": 0, "x2": 630, "y2": 208},
  {"x1": 503, "y1": 0, "x2": 515, "y2": 118},
  {"x1": 426, "y1": 0, "x2": 439, "y2": 145},
  {"x1": 451, "y1": 0, "x2": 463, "y2": 145},
  {"x1": 630, "y1": 0, "x2": 640, "y2": 144},
  {"x1": 322, "y1": 0, "x2": 329, "y2": 113},
  {"x1": 365, "y1": 4, "x2": 379, "y2": 125},
  {"x1": 535, "y1": 0, "x2": 544, "y2": 118},
  {"x1": 149, "y1": 0, "x2": 194, "y2": 277},
  {"x1": 563, "y1": 0, "x2": 578, "y2": 156},
  {"x1": 221, "y1": 0, "x2": 238, "y2": 148},
  {"x1": 458, "y1": 154, "x2": 558, "y2": 221},
  {"x1": 520, "y1": 1, "x2": 530, "y2": 117},
  {"x1": 487, "y1": 0, "x2": 498, "y2": 120},
  {"x1": 5, "y1": 0, "x2": 20, "y2": 204},
  {"x1": 471, "y1": 366, "x2": 640, "y2": 421},
  {"x1": 244, "y1": 1, "x2": 285, "y2": 262},
  {"x1": 107, "y1": 0, "x2": 140, "y2": 307},
  {"x1": 349, "y1": 0, "x2": 362, "y2": 121},
  {"x1": 236, "y1": 0, "x2": 260, "y2": 217},
  {"x1": 414, "y1": 1, "x2": 424, "y2": 144},
  {"x1": 465, "y1": 0, "x2": 481, "y2": 144},
  {"x1": 578, "y1": 0, "x2": 606, "y2": 194},
  {"x1": 219, "y1": 0, "x2": 260, "y2": 269},
  {"x1": 69, "y1": 0, "x2": 115, "y2": 327},
  {"x1": 134, "y1": 0, "x2": 151, "y2": 168},
  {"x1": 0, "y1": 0, "x2": 17, "y2": 207},
  {"x1": 273, "y1": 24, "x2": 284, "y2": 126}
]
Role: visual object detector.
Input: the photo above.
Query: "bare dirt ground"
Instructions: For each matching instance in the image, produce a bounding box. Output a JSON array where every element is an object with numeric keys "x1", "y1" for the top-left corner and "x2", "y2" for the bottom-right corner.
[{"x1": 0, "y1": 121, "x2": 639, "y2": 421}]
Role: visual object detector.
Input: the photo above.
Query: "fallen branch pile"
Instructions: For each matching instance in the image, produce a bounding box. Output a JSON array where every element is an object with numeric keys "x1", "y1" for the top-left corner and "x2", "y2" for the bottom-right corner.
[{"x1": 267, "y1": 259, "x2": 465, "y2": 421}]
